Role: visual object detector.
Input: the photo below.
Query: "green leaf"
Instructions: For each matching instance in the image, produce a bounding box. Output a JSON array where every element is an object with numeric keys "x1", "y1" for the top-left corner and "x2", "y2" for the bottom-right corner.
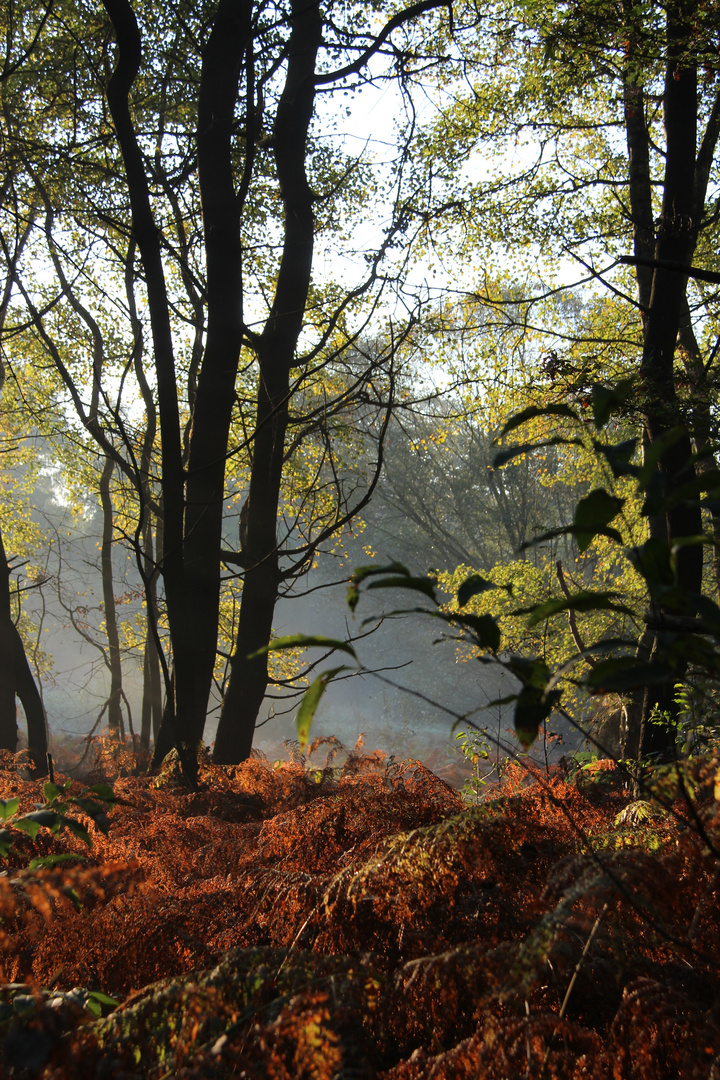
[
  {"x1": 451, "y1": 612, "x2": 501, "y2": 652},
  {"x1": 594, "y1": 438, "x2": 639, "y2": 478},
  {"x1": 68, "y1": 798, "x2": 105, "y2": 818},
  {"x1": 0, "y1": 798, "x2": 19, "y2": 822},
  {"x1": 347, "y1": 561, "x2": 412, "y2": 611},
  {"x1": 0, "y1": 829, "x2": 15, "y2": 858},
  {"x1": 586, "y1": 658, "x2": 673, "y2": 694},
  {"x1": 365, "y1": 575, "x2": 438, "y2": 602},
  {"x1": 521, "y1": 591, "x2": 635, "y2": 627},
  {"x1": 514, "y1": 686, "x2": 557, "y2": 749},
  {"x1": 590, "y1": 378, "x2": 634, "y2": 428},
  {"x1": 627, "y1": 539, "x2": 674, "y2": 588},
  {"x1": 12, "y1": 818, "x2": 43, "y2": 840},
  {"x1": 29, "y1": 853, "x2": 86, "y2": 870},
  {"x1": 22, "y1": 810, "x2": 64, "y2": 831},
  {"x1": 62, "y1": 817, "x2": 92, "y2": 846},
  {"x1": 573, "y1": 489, "x2": 624, "y2": 552},
  {"x1": 652, "y1": 468, "x2": 720, "y2": 516},
  {"x1": 249, "y1": 634, "x2": 357, "y2": 661},
  {"x1": 296, "y1": 666, "x2": 348, "y2": 752},
  {"x1": 457, "y1": 574, "x2": 495, "y2": 607},
  {"x1": 507, "y1": 655, "x2": 551, "y2": 690},
  {"x1": 87, "y1": 783, "x2": 116, "y2": 803},
  {"x1": 84, "y1": 991, "x2": 119, "y2": 1017},
  {"x1": 43, "y1": 783, "x2": 64, "y2": 803},
  {"x1": 493, "y1": 435, "x2": 583, "y2": 469},
  {"x1": 62, "y1": 887, "x2": 82, "y2": 912},
  {"x1": 498, "y1": 402, "x2": 579, "y2": 438}
]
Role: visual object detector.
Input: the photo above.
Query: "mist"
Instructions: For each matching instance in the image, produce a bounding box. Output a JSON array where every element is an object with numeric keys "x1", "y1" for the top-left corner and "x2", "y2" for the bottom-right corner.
[{"x1": 11, "y1": 424, "x2": 584, "y2": 784}]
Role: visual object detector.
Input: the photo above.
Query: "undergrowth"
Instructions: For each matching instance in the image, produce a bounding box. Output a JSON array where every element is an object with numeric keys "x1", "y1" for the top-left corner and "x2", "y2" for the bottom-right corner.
[{"x1": 0, "y1": 738, "x2": 717, "y2": 1078}]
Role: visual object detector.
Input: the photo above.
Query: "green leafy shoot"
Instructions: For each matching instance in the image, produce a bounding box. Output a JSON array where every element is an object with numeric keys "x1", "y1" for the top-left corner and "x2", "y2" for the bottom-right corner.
[
  {"x1": 364, "y1": 575, "x2": 438, "y2": 601},
  {"x1": 457, "y1": 573, "x2": 512, "y2": 607},
  {"x1": 590, "y1": 378, "x2": 634, "y2": 428},
  {"x1": 586, "y1": 657, "x2": 677, "y2": 694},
  {"x1": 497, "y1": 402, "x2": 579, "y2": 438},
  {"x1": 249, "y1": 633, "x2": 358, "y2": 661},
  {"x1": 594, "y1": 437, "x2": 639, "y2": 478},
  {"x1": 296, "y1": 666, "x2": 348, "y2": 752},
  {"x1": 84, "y1": 991, "x2": 120, "y2": 1018},
  {"x1": 518, "y1": 591, "x2": 637, "y2": 627},
  {"x1": 29, "y1": 852, "x2": 88, "y2": 870},
  {"x1": 493, "y1": 435, "x2": 584, "y2": 469},
  {"x1": 347, "y1": 561, "x2": 412, "y2": 611},
  {"x1": 0, "y1": 779, "x2": 116, "y2": 860},
  {"x1": 573, "y1": 489, "x2": 624, "y2": 553}
]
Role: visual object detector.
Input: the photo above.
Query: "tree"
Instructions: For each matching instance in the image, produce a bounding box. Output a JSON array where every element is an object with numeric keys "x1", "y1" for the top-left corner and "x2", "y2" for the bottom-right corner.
[
  {"x1": 0, "y1": 227, "x2": 48, "y2": 771},
  {"x1": 406, "y1": 0, "x2": 720, "y2": 757},
  {"x1": 1, "y1": 0, "x2": 453, "y2": 776},
  {"x1": 367, "y1": 404, "x2": 580, "y2": 571}
]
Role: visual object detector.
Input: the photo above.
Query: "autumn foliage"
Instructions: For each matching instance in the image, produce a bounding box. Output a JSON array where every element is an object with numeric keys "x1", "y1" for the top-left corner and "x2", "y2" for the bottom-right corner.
[{"x1": 0, "y1": 737, "x2": 718, "y2": 1079}]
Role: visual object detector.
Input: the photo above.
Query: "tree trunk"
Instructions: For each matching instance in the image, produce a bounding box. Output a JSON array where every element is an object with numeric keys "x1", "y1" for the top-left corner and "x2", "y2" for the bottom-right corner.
[
  {"x1": 99, "y1": 456, "x2": 124, "y2": 736},
  {"x1": 140, "y1": 522, "x2": 163, "y2": 749},
  {"x1": 213, "y1": 0, "x2": 322, "y2": 764},
  {"x1": 0, "y1": 528, "x2": 18, "y2": 753},
  {"x1": 634, "y1": 1, "x2": 702, "y2": 758},
  {"x1": 213, "y1": 363, "x2": 290, "y2": 762},
  {"x1": 677, "y1": 297, "x2": 720, "y2": 602},
  {"x1": 622, "y1": 2, "x2": 707, "y2": 759},
  {"x1": 0, "y1": 528, "x2": 47, "y2": 772}
]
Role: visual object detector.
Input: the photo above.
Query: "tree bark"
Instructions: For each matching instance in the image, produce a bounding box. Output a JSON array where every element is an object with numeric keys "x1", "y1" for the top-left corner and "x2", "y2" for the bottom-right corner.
[
  {"x1": 103, "y1": 0, "x2": 195, "y2": 777},
  {"x1": 632, "y1": 0, "x2": 703, "y2": 758},
  {"x1": 99, "y1": 456, "x2": 124, "y2": 736},
  {"x1": 140, "y1": 520, "x2": 163, "y2": 750},
  {"x1": 0, "y1": 528, "x2": 47, "y2": 772},
  {"x1": 0, "y1": 528, "x2": 18, "y2": 753},
  {"x1": 213, "y1": 0, "x2": 322, "y2": 763}
]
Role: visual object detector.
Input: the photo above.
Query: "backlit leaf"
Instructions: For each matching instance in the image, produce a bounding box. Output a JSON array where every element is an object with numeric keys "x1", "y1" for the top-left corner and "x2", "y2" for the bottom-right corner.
[{"x1": 296, "y1": 666, "x2": 348, "y2": 752}]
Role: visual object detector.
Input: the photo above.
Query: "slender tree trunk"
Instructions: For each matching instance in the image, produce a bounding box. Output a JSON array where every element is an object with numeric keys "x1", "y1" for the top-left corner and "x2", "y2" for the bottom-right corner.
[
  {"x1": 12, "y1": 621, "x2": 49, "y2": 773},
  {"x1": 99, "y1": 456, "x2": 124, "y2": 736},
  {"x1": 140, "y1": 521, "x2": 163, "y2": 749},
  {"x1": 0, "y1": 528, "x2": 17, "y2": 752},
  {"x1": 103, "y1": 0, "x2": 197, "y2": 781},
  {"x1": 0, "y1": 528, "x2": 47, "y2": 772}
]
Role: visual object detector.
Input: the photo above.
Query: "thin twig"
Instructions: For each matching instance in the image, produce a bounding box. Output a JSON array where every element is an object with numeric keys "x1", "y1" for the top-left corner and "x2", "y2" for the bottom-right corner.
[{"x1": 539, "y1": 902, "x2": 609, "y2": 1079}]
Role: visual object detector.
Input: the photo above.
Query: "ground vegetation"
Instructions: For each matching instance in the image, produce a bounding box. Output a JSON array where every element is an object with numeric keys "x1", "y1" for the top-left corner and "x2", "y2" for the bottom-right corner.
[{"x1": 0, "y1": 740, "x2": 717, "y2": 1078}]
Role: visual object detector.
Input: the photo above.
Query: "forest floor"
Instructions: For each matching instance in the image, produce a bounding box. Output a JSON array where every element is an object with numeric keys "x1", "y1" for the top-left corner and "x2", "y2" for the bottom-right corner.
[{"x1": 0, "y1": 738, "x2": 718, "y2": 1079}]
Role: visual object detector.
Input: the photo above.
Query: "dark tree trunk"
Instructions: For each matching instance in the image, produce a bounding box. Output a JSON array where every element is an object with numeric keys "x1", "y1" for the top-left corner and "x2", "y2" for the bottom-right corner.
[
  {"x1": 0, "y1": 530, "x2": 17, "y2": 753},
  {"x1": 213, "y1": 0, "x2": 322, "y2": 764},
  {"x1": 0, "y1": 529, "x2": 47, "y2": 773},
  {"x1": 677, "y1": 298, "x2": 720, "y2": 602},
  {"x1": 636, "y1": 2, "x2": 702, "y2": 757},
  {"x1": 621, "y1": 1, "x2": 715, "y2": 759},
  {"x1": 103, "y1": 0, "x2": 195, "y2": 779},
  {"x1": 213, "y1": 363, "x2": 290, "y2": 763},
  {"x1": 99, "y1": 456, "x2": 124, "y2": 736},
  {"x1": 140, "y1": 522, "x2": 163, "y2": 750}
]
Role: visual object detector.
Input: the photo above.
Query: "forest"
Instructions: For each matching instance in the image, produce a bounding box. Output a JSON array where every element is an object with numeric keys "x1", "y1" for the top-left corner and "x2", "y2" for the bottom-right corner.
[{"x1": 0, "y1": 0, "x2": 720, "y2": 1074}]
